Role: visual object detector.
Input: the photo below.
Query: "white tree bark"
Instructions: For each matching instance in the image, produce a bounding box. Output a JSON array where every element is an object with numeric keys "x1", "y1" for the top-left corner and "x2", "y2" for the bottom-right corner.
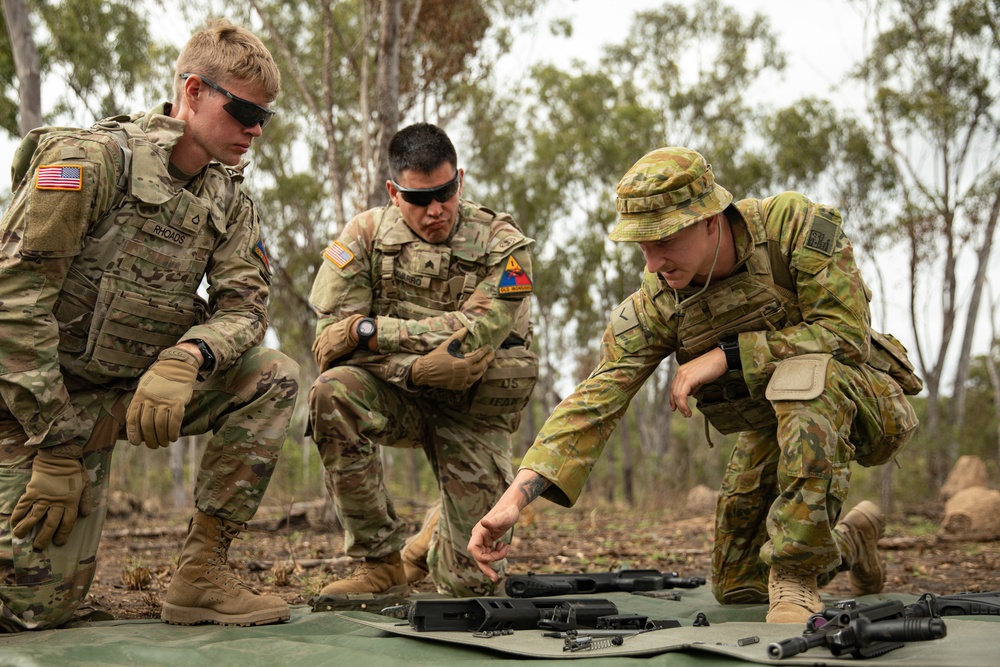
[{"x1": 2, "y1": 0, "x2": 42, "y2": 134}]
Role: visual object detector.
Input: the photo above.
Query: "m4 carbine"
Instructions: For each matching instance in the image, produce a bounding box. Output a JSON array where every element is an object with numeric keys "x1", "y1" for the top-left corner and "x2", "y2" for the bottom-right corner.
[{"x1": 504, "y1": 569, "x2": 706, "y2": 598}]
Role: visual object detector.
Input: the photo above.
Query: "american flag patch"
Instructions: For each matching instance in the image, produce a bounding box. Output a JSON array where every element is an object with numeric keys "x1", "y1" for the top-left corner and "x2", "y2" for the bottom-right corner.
[
  {"x1": 36, "y1": 164, "x2": 83, "y2": 191},
  {"x1": 323, "y1": 241, "x2": 354, "y2": 268}
]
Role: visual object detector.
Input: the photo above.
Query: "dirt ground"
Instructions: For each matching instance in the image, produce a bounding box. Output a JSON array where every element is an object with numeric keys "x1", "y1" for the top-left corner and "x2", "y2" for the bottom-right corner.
[{"x1": 81, "y1": 496, "x2": 1000, "y2": 622}]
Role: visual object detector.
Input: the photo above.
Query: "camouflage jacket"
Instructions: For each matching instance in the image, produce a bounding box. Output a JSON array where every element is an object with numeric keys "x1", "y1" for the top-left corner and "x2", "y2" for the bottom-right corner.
[
  {"x1": 0, "y1": 104, "x2": 272, "y2": 448},
  {"x1": 309, "y1": 200, "x2": 534, "y2": 389},
  {"x1": 520, "y1": 192, "x2": 872, "y2": 506}
]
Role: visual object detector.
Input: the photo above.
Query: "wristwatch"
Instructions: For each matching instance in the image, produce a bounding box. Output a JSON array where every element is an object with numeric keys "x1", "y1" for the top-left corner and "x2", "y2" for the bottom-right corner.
[
  {"x1": 718, "y1": 335, "x2": 742, "y2": 372},
  {"x1": 355, "y1": 317, "x2": 377, "y2": 350},
  {"x1": 193, "y1": 339, "x2": 216, "y2": 372}
]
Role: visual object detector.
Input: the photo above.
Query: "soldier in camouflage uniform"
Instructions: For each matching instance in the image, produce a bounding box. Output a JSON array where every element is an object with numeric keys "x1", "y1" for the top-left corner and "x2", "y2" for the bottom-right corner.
[
  {"x1": 0, "y1": 19, "x2": 299, "y2": 631},
  {"x1": 309, "y1": 123, "x2": 536, "y2": 598},
  {"x1": 469, "y1": 147, "x2": 920, "y2": 623}
]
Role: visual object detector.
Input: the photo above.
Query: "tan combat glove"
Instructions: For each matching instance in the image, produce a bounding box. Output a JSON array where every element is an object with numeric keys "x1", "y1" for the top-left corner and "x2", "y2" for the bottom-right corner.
[
  {"x1": 126, "y1": 347, "x2": 200, "y2": 449},
  {"x1": 312, "y1": 314, "x2": 363, "y2": 371},
  {"x1": 11, "y1": 448, "x2": 91, "y2": 549},
  {"x1": 410, "y1": 328, "x2": 494, "y2": 391}
]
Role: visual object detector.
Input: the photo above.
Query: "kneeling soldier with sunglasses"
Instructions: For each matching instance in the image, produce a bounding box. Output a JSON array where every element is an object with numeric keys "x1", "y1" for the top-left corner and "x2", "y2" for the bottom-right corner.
[
  {"x1": 309, "y1": 122, "x2": 537, "y2": 599},
  {"x1": 0, "y1": 19, "x2": 298, "y2": 631}
]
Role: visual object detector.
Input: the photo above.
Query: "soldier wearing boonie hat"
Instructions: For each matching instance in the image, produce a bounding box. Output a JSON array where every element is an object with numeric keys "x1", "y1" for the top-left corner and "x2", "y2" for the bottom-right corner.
[
  {"x1": 469, "y1": 146, "x2": 923, "y2": 625},
  {"x1": 608, "y1": 147, "x2": 733, "y2": 243}
]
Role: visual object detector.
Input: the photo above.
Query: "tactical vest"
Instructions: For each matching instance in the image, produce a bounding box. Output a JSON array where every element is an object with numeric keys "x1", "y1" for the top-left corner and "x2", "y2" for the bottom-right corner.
[
  {"x1": 15, "y1": 115, "x2": 242, "y2": 384},
  {"x1": 665, "y1": 198, "x2": 921, "y2": 436},
  {"x1": 669, "y1": 199, "x2": 804, "y2": 434},
  {"x1": 371, "y1": 204, "x2": 537, "y2": 416}
]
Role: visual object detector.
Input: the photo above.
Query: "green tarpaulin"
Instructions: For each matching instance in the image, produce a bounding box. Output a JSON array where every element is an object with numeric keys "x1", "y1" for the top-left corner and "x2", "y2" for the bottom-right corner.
[{"x1": 2, "y1": 588, "x2": 997, "y2": 666}]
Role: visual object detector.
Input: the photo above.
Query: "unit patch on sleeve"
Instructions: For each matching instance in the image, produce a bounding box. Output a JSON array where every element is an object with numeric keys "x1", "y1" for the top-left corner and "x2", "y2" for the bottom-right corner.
[
  {"x1": 36, "y1": 164, "x2": 83, "y2": 191},
  {"x1": 498, "y1": 254, "x2": 533, "y2": 296},
  {"x1": 323, "y1": 241, "x2": 355, "y2": 269},
  {"x1": 254, "y1": 236, "x2": 271, "y2": 272}
]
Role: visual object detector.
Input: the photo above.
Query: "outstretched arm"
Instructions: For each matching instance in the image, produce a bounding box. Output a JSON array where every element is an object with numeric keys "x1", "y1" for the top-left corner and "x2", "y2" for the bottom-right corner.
[{"x1": 468, "y1": 468, "x2": 550, "y2": 582}]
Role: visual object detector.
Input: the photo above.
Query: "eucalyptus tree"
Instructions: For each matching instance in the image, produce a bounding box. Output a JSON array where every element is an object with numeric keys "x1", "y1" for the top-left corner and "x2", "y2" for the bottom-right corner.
[
  {"x1": 854, "y1": 0, "x2": 1000, "y2": 479},
  {"x1": 0, "y1": 0, "x2": 170, "y2": 137}
]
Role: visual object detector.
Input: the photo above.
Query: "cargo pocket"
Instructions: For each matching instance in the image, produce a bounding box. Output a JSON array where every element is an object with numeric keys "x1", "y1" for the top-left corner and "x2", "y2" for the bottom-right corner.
[
  {"x1": 853, "y1": 366, "x2": 918, "y2": 467},
  {"x1": 0, "y1": 466, "x2": 54, "y2": 586}
]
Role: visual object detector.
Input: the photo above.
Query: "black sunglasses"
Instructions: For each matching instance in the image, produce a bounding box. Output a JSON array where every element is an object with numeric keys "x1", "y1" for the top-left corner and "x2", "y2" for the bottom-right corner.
[
  {"x1": 391, "y1": 172, "x2": 461, "y2": 207},
  {"x1": 181, "y1": 73, "x2": 275, "y2": 128}
]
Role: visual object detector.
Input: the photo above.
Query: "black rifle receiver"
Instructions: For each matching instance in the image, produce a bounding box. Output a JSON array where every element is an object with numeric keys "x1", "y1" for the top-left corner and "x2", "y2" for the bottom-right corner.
[{"x1": 405, "y1": 597, "x2": 619, "y2": 633}]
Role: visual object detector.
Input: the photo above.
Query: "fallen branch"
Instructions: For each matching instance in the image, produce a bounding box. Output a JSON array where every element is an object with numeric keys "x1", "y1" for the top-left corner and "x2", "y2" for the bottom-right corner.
[{"x1": 245, "y1": 556, "x2": 354, "y2": 572}]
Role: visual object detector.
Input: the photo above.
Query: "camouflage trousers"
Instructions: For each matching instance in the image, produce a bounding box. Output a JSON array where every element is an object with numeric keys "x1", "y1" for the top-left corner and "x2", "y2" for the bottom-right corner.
[
  {"x1": 0, "y1": 347, "x2": 298, "y2": 631},
  {"x1": 711, "y1": 358, "x2": 918, "y2": 604},
  {"x1": 309, "y1": 366, "x2": 515, "y2": 597}
]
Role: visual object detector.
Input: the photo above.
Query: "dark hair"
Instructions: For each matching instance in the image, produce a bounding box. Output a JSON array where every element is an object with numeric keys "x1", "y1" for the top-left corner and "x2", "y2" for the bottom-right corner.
[{"x1": 388, "y1": 123, "x2": 457, "y2": 181}]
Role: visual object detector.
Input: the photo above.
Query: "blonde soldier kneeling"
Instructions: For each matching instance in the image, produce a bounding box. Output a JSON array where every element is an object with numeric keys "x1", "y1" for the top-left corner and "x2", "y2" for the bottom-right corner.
[
  {"x1": 309, "y1": 123, "x2": 537, "y2": 598},
  {"x1": 469, "y1": 147, "x2": 921, "y2": 624},
  {"x1": 0, "y1": 19, "x2": 298, "y2": 631}
]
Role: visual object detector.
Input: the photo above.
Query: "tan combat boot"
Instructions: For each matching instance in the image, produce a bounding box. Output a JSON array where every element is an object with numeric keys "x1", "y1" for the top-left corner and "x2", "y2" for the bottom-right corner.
[
  {"x1": 319, "y1": 552, "x2": 408, "y2": 596},
  {"x1": 766, "y1": 566, "x2": 823, "y2": 624},
  {"x1": 402, "y1": 502, "x2": 441, "y2": 585},
  {"x1": 161, "y1": 512, "x2": 290, "y2": 626},
  {"x1": 835, "y1": 500, "x2": 886, "y2": 595}
]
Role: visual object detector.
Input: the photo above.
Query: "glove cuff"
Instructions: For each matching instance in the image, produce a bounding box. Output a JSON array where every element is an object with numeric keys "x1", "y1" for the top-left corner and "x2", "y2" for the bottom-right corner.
[
  {"x1": 158, "y1": 346, "x2": 201, "y2": 368},
  {"x1": 39, "y1": 444, "x2": 83, "y2": 459}
]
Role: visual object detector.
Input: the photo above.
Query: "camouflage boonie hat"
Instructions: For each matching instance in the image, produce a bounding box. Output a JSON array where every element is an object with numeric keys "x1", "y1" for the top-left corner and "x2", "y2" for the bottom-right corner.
[{"x1": 608, "y1": 147, "x2": 732, "y2": 242}]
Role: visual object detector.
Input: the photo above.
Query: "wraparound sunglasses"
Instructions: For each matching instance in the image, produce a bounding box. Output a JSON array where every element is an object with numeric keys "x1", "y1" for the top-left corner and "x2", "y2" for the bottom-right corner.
[{"x1": 181, "y1": 73, "x2": 275, "y2": 129}]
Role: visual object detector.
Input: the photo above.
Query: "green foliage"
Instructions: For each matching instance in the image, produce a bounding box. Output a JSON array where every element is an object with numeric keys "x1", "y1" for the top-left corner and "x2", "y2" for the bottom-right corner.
[{"x1": 0, "y1": 0, "x2": 173, "y2": 135}]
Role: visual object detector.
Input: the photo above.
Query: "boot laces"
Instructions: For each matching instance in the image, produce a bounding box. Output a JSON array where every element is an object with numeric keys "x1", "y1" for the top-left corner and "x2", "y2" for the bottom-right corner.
[
  {"x1": 771, "y1": 569, "x2": 819, "y2": 608},
  {"x1": 205, "y1": 523, "x2": 256, "y2": 594}
]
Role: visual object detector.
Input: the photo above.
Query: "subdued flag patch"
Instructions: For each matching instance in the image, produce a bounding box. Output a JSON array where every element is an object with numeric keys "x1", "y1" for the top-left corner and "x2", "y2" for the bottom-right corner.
[
  {"x1": 498, "y1": 254, "x2": 533, "y2": 296},
  {"x1": 36, "y1": 165, "x2": 83, "y2": 191},
  {"x1": 324, "y1": 241, "x2": 355, "y2": 268}
]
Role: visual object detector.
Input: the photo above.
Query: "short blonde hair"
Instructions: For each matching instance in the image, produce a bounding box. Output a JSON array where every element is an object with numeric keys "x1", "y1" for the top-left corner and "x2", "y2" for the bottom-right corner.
[{"x1": 174, "y1": 18, "x2": 281, "y2": 104}]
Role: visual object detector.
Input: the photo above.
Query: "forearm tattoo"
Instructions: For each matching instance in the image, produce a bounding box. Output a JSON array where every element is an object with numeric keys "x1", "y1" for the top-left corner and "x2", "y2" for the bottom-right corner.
[{"x1": 517, "y1": 475, "x2": 549, "y2": 507}]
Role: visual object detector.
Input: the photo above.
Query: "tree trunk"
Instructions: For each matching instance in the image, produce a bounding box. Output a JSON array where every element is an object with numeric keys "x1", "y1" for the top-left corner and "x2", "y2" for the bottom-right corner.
[
  {"x1": 368, "y1": 0, "x2": 401, "y2": 208},
  {"x1": 170, "y1": 437, "x2": 186, "y2": 509},
  {"x1": 951, "y1": 191, "x2": 1000, "y2": 439},
  {"x1": 620, "y1": 411, "x2": 635, "y2": 505},
  {"x1": 879, "y1": 462, "x2": 894, "y2": 515},
  {"x1": 2, "y1": 0, "x2": 42, "y2": 135}
]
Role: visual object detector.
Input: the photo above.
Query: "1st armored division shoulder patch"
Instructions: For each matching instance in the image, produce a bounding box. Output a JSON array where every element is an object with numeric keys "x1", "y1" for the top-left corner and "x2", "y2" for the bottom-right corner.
[{"x1": 498, "y1": 254, "x2": 533, "y2": 296}]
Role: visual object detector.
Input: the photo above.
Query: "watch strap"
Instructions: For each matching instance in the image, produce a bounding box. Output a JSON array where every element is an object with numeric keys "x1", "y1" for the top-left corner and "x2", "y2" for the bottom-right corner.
[{"x1": 719, "y1": 335, "x2": 742, "y2": 372}]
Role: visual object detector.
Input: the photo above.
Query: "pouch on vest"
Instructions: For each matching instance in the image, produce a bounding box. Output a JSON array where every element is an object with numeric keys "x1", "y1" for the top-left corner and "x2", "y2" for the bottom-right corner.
[
  {"x1": 765, "y1": 353, "x2": 831, "y2": 401},
  {"x1": 867, "y1": 330, "x2": 923, "y2": 396},
  {"x1": 467, "y1": 341, "x2": 538, "y2": 417},
  {"x1": 695, "y1": 371, "x2": 778, "y2": 435}
]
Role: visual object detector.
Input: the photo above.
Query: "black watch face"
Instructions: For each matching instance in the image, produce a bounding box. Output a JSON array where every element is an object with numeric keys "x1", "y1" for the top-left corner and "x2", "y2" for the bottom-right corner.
[{"x1": 358, "y1": 319, "x2": 376, "y2": 337}]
